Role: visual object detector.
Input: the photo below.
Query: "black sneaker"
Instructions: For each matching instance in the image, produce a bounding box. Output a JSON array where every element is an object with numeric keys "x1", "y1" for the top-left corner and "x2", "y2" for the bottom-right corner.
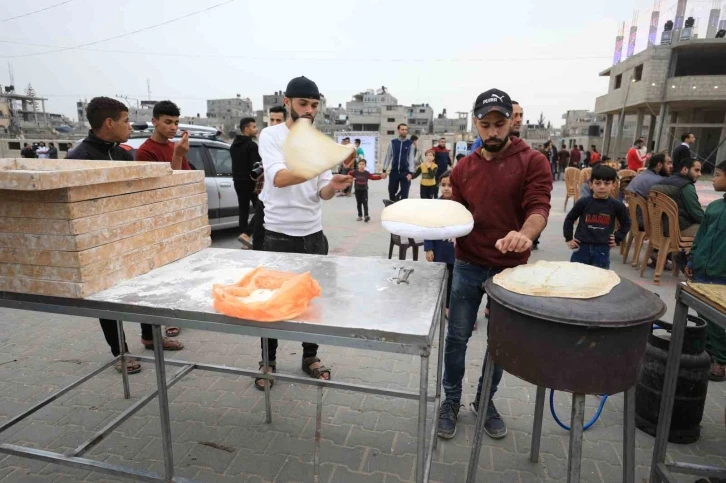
[
  {"x1": 471, "y1": 397, "x2": 508, "y2": 439},
  {"x1": 484, "y1": 401, "x2": 508, "y2": 439},
  {"x1": 364, "y1": 216, "x2": 370, "y2": 222},
  {"x1": 437, "y1": 400, "x2": 461, "y2": 439}
]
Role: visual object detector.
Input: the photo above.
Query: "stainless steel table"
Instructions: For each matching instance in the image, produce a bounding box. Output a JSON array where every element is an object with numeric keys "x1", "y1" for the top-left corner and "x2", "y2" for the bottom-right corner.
[
  {"x1": 649, "y1": 283, "x2": 726, "y2": 483},
  {"x1": 0, "y1": 248, "x2": 447, "y2": 483}
]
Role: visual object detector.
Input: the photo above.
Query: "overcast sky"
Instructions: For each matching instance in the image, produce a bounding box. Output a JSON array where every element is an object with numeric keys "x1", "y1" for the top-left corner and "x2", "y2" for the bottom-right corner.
[{"x1": 0, "y1": 0, "x2": 719, "y2": 127}]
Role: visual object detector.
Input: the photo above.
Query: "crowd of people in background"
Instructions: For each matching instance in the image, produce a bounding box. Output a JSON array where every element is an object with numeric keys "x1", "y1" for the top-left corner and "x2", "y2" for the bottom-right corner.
[{"x1": 19, "y1": 141, "x2": 58, "y2": 159}]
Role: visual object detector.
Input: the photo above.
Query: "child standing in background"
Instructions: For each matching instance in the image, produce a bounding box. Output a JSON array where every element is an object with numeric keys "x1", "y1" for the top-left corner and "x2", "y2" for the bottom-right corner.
[
  {"x1": 412, "y1": 149, "x2": 439, "y2": 199},
  {"x1": 563, "y1": 165, "x2": 630, "y2": 269},
  {"x1": 348, "y1": 159, "x2": 381, "y2": 222},
  {"x1": 424, "y1": 170, "x2": 456, "y2": 317},
  {"x1": 685, "y1": 160, "x2": 726, "y2": 381}
]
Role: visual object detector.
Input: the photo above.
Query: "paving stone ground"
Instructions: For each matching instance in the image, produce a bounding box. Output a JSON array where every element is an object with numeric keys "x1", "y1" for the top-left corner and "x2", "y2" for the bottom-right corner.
[{"x1": 0, "y1": 178, "x2": 724, "y2": 483}]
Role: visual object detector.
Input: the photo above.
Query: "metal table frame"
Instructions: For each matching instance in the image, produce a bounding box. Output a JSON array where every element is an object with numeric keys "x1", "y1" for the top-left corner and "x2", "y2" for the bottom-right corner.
[
  {"x1": 649, "y1": 283, "x2": 726, "y2": 483},
  {"x1": 0, "y1": 261, "x2": 447, "y2": 483}
]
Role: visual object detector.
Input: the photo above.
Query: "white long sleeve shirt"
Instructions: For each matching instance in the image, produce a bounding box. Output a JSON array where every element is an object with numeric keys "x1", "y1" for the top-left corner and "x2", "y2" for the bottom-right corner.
[{"x1": 258, "y1": 122, "x2": 333, "y2": 237}]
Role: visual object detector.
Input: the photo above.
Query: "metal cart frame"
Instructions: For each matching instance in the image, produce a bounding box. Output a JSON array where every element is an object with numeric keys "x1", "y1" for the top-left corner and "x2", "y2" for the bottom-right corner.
[
  {"x1": 0, "y1": 248, "x2": 447, "y2": 483},
  {"x1": 649, "y1": 283, "x2": 726, "y2": 483}
]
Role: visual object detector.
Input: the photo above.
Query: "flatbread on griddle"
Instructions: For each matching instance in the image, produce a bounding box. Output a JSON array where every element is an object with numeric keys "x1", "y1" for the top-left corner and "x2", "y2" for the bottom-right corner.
[{"x1": 493, "y1": 260, "x2": 620, "y2": 298}]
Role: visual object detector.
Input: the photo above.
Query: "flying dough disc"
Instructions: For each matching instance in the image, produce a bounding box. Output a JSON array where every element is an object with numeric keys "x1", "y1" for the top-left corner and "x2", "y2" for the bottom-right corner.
[
  {"x1": 283, "y1": 119, "x2": 355, "y2": 180},
  {"x1": 493, "y1": 260, "x2": 621, "y2": 299},
  {"x1": 381, "y1": 199, "x2": 474, "y2": 240}
]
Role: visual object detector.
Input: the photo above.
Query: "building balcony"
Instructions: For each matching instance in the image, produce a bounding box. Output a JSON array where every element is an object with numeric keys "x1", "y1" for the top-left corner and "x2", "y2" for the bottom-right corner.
[
  {"x1": 349, "y1": 114, "x2": 380, "y2": 125},
  {"x1": 664, "y1": 76, "x2": 726, "y2": 103}
]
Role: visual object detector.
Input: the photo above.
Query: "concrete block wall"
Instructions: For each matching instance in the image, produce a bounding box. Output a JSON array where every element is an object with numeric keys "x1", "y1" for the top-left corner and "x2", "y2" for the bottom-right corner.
[{"x1": 665, "y1": 76, "x2": 726, "y2": 101}]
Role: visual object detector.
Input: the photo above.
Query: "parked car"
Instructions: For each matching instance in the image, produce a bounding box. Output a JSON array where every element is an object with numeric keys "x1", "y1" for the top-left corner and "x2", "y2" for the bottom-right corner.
[{"x1": 122, "y1": 123, "x2": 249, "y2": 231}]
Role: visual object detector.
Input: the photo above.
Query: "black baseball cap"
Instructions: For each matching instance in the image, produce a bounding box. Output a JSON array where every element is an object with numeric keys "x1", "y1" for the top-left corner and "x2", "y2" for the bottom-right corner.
[
  {"x1": 284, "y1": 76, "x2": 321, "y2": 100},
  {"x1": 473, "y1": 88, "x2": 513, "y2": 120}
]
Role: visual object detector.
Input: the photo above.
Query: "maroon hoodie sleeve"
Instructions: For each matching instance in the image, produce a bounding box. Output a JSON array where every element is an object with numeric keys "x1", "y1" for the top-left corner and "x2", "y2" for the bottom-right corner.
[
  {"x1": 451, "y1": 163, "x2": 468, "y2": 209},
  {"x1": 522, "y1": 151, "x2": 553, "y2": 222}
]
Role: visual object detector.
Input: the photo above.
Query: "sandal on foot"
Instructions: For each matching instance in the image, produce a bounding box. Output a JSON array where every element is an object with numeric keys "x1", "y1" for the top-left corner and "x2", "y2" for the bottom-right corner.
[
  {"x1": 115, "y1": 359, "x2": 141, "y2": 374},
  {"x1": 710, "y1": 362, "x2": 726, "y2": 382},
  {"x1": 302, "y1": 357, "x2": 331, "y2": 381},
  {"x1": 255, "y1": 361, "x2": 277, "y2": 391},
  {"x1": 142, "y1": 338, "x2": 184, "y2": 351},
  {"x1": 165, "y1": 326, "x2": 181, "y2": 337},
  {"x1": 237, "y1": 235, "x2": 253, "y2": 249}
]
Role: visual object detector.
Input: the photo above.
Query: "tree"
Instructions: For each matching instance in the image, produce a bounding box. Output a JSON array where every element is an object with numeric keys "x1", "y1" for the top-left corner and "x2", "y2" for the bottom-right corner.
[
  {"x1": 25, "y1": 83, "x2": 39, "y2": 111},
  {"x1": 547, "y1": 121, "x2": 552, "y2": 129},
  {"x1": 536, "y1": 112, "x2": 546, "y2": 129}
]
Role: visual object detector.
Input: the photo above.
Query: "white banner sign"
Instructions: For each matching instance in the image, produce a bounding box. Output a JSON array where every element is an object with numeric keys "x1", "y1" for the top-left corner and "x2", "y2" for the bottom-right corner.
[{"x1": 335, "y1": 132, "x2": 378, "y2": 173}]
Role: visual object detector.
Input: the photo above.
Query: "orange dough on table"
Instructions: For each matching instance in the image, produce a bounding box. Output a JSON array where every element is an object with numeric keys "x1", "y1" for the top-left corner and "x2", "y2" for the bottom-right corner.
[{"x1": 212, "y1": 267, "x2": 322, "y2": 322}]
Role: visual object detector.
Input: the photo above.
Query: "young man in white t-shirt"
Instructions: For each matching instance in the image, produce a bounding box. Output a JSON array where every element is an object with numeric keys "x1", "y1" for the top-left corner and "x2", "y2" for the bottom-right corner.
[{"x1": 255, "y1": 76, "x2": 353, "y2": 390}]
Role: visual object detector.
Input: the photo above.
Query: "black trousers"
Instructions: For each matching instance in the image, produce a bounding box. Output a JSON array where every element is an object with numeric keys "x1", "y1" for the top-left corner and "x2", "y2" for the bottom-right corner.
[
  {"x1": 250, "y1": 200, "x2": 265, "y2": 250},
  {"x1": 388, "y1": 171, "x2": 410, "y2": 200},
  {"x1": 420, "y1": 185, "x2": 437, "y2": 199},
  {"x1": 355, "y1": 190, "x2": 369, "y2": 217},
  {"x1": 99, "y1": 319, "x2": 152, "y2": 356},
  {"x1": 261, "y1": 229, "x2": 329, "y2": 362},
  {"x1": 233, "y1": 179, "x2": 257, "y2": 235}
]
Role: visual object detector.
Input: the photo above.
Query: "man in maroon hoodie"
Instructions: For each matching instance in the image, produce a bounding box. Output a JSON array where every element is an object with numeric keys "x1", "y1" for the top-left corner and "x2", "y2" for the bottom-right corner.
[{"x1": 437, "y1": 89, "x2": 552, "y2": 441}]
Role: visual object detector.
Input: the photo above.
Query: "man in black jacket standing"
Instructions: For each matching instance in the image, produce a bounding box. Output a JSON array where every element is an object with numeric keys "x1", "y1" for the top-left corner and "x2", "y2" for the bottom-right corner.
[
  {"x1": 67, "y1": 96, "x2": 149, "y2": 374},
  {"x1": 672, "y1": 132, "x2": 695, "y2": 172},
  {"x1": 48, "y1": 142, "x2": 58, "y2": 159},
  {"x1": 67, "y1": 97, "x2": 133, "y2": 162},
  {"x1": 231, "y1": 117, "x2": 260, "y2": 248}
]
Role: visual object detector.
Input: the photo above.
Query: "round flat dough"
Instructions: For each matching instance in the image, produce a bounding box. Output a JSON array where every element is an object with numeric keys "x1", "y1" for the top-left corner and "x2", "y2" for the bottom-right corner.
[
  {"x1": 381, "y1": 199, "x2": 474, "y2": 240},
  {"x1": 283, "y1": 119, "x2": 355, "y2": 180},
  {"x1": 493, "y1": 260, "x2": 621, "y2": 299}
]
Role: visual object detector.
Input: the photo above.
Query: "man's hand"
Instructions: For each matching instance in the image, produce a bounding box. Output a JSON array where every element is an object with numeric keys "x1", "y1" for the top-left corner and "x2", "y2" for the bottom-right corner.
[
  {"x1": 425, "y1": 250, "x2": 434, "y2": 262},
  {"x1": 567, "y1": 239, "x2": 580, "y2": 250},
  {"x1": 684, "y1": 266, "x2": 694, "y2": 279},
  {"x1": 327, "y1": 174, "x2": 353, "y2": 192},
  {"x1": 171, "y1": 131, "x2": 189, "y2": 170},
  {"x1": 174, "y1": 131, "x2": 189, "y2": 157},
  {"x1": 495, "y1": 231, "x2": 533, "y2": 254},
  {"x1": 406, "y1": 173, "x2": 413, "y2": 181},
  {"x1": 609, "y1": 234, "x2": 616, "y2": 248},
  {"x1": 381, "y1": 172, "x2": 388, "y2": 179}
]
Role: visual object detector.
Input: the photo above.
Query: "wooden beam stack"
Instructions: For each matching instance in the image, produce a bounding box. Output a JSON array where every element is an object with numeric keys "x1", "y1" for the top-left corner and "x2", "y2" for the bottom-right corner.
[{"x1": 0, "y1": 159, "x2": 211, "y2": 298}]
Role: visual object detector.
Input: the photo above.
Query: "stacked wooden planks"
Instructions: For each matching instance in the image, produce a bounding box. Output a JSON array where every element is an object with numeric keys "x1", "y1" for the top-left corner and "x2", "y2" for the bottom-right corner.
[{"x1": 0, "y1": 160, "x2": 211, "y2": 298}]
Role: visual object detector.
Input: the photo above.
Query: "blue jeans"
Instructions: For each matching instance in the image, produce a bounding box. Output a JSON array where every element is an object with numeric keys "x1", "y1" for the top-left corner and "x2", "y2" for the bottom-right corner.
[
  {"x1": 443, "y1": 260, "x2": 504, "y2": 405},
  {"x1": 570, "y1": 243, "x2": 611, "y2": 269}
]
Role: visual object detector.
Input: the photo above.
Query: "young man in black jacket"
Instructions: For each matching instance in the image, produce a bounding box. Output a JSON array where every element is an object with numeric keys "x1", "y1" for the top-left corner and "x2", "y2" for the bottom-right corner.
[
  {"x1": 230, "y1": 117, "x2": 260, "y2": 248},
  {"x1": 67, "y1": 96, "x2": 184, "y2": 374},
  {"x1": 672, "y1": 132, "x2": 695, "y2": 172},
  {"x1": 67, "y1": 97, "x2": 133, "y2": 162}
]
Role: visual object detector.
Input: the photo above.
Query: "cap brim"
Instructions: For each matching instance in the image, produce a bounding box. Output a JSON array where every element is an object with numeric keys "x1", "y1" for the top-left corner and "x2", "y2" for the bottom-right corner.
[{"x1": 474, "y1": 106, "x2": 512, "y2": 120}]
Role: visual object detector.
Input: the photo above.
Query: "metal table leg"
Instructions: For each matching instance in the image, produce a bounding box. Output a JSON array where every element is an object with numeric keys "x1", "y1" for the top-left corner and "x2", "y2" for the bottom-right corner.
[
  {"x1": 623, "y1": 386, "x2": 636, "y2": 483},
  {"x1": 649, "y1": 298, "x2": 688, "y2": 483},
  {"x1": 465, "y1": 351, "x2": 495, "y2": 483},
  {"x1": 567, "y1": 393, "x2": 586, "y2": 483},
  {"x1": 530, "y1": 386, "x2": 546, "y2": 463},
  {"x1": 432, "y1": 292, "x2": 446, "y2": 452},
  {"x1": 416, "y1": 354, "x2": 430, "y2": 483},
  {"x1": 262, "y1": 337, "x2": 272, "y2": 424},
  {"x1": 116, "y1": 320, "x2": 130, "y2": 399},
  {"x1": 151, "y1": 325, "x2": 174, "y2": 480},
  {"x1": 313, "y1": 384, "x2": 323, "y2": 483}
]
